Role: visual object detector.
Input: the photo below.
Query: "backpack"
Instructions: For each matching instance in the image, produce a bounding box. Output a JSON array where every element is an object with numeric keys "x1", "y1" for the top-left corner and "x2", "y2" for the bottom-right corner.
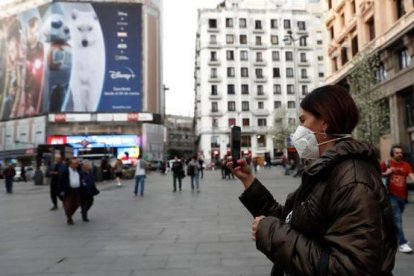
[{"x1": 187, "y1": 164, "x2": 195, "y2": 176}]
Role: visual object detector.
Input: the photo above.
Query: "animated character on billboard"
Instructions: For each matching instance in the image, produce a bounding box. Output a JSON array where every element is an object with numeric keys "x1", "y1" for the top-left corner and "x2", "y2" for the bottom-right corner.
[
  {"x1": 24, "y1": 16, "x2": 44, "y2": 116},
  {"x1": 42, "y1": 12, "x2": 72, "y2": 112},
  {"x1": 1, "y1": 17, "x2": 24, "y2": 120},
  {"x1": 69, "y1": 9, "x2": 105, "y2": 112}
]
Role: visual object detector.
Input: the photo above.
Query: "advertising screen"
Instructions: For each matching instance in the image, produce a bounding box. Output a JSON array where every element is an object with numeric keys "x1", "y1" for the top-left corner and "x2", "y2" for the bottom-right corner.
[{"x1": 0, "y1": 1, "x2": 142, "y2": 119}]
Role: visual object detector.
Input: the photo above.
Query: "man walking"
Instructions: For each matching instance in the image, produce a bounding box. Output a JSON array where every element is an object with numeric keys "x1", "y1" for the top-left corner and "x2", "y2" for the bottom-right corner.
[
  {"x1": 134, "y1": 156, "x2": 147, "y2": 197},
  {"x1": 381, "y1": 145, "x2": 414, "y2": 253},
  {"x1": 188, "y1": 155, "x2": 201, "y2": 192},
  {"x1": 49, "y1": 154, "x2": 64, "y2": 211},
  {"x1": 171, "y1": 156, "x2": 183, "y2": 192},
  {"x1": 3, "y1": 164, "x2": 16, "y2": 194},
  {"x1": 59, "y1": 158, "x2": 81, "y2": 225}
]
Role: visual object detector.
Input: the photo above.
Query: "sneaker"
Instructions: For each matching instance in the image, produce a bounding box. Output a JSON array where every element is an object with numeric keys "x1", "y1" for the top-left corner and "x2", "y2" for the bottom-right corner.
[
  {"x1": 50, "y1": 206, "x2": 58, "y2": 211},
  {"x1": 67, "y1": 218, "x2": 74, "y2": 225},
  {"x1": 399, "y1": 243, "x2": 413, "y2": 253}
]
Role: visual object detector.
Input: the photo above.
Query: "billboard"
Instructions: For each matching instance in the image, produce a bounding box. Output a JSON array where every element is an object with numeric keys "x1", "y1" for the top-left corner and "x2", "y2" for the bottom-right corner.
[{"x1": 0, "y1": 1, "x2": 142, "y2": 119}]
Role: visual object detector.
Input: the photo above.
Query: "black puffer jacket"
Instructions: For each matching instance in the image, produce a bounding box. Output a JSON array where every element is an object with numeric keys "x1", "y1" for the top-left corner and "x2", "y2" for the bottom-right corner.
[{"x1": 240, "y1": 139, "x2": 397, "y2": 275}]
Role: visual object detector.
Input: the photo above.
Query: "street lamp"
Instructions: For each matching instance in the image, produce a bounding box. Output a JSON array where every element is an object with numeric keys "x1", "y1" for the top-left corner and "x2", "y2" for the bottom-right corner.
[{"x1": 283, "y1": 30, "x2": 308, "y2": 122}]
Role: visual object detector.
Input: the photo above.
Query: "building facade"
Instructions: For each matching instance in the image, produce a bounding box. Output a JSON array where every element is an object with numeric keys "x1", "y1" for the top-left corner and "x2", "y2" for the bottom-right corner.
[
  {"x1": 325, "y1": 0, "x2": 414, "y2": 162},
  {"x1": 194, "y1": 0, "x2": 325, "y2": 165},
  {"x1": 165, "y1": 115, "x2": 196, "y2": 160},
  {"x1": 0, "y1": 0, "x2": 164, "y2": 166}
]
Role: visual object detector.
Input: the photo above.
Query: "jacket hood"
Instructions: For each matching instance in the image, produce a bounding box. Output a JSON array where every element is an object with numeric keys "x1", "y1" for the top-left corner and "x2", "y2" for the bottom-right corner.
[{"x1": 305, "y1": 138, "x2": 380, "y2": 178}]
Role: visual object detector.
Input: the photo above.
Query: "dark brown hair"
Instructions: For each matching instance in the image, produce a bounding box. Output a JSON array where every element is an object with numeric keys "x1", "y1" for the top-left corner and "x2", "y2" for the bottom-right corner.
[{"x1": 300, "y1": 85, "x2": 359, "y2": 134}]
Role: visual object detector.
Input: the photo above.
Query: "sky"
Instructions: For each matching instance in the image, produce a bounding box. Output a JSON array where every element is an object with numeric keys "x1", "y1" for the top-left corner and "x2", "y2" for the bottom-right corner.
[{"x1": 163, "y1": 0, "x2": 221, "y2": 116}]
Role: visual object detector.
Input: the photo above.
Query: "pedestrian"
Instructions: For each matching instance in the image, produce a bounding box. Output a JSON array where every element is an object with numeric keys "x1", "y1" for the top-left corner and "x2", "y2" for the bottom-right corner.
[
  {"x1": 198, "y1": 157, "x2": 204, "y2": 179},
  {"x1": 59, "y1": 158, "x2": 81, "y2": 225},
  {"x1": 21, "y1": 164, "x2": 26, "y2": 182},
  {"x1": 134, "y1": 156, "x2": 147, "y2": 197},
  {"x1": 171, "y1": 156, "x2": 184, "y2": 192},
  {"x1": 229, "y1": 85, "x2": 397, "y2": 275},
  {"x1": 381, "y1": 145, "x2": 414, "y2": 254},
  {"x1": 49, "y1": 155, "x2": 64, "y2": 211},
  {"x1": 188, "y1": 155, "x2": 201, "y2": 192},
  {"x1": 3, "y1": 164, "x2": 16, "y2": 194},
  {"x1": 113, "y1": 159, "x2": 123, "y2": 187},
  {"x1": 79, "y1": 160, "x2": 99, "y2": 222}
]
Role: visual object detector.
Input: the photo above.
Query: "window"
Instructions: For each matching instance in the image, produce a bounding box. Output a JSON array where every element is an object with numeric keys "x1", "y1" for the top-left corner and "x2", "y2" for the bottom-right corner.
[
  {"x1": 227, "y1": 84, "x2": 235, "y2": 94},
  {"x1": 285, "y1": 51, "x2": 293, "y2": 61},
  {"x1": 299, "y1": 36, "x2": 307, "y2": 46},
  {"x1": 255, "y1": 36, "x2": 262, "y2": 45},
  {"x1": 273, "y1": 84, "x2": 281, "y2": 95},
  {"x1": 211, "y1": 135, "x2": 219, "y2": 148},
  {"x1": 301, "y1": 69, "x2": 308, "y2": 79},
  {"x1": 340, "y1": 13, "x2": 345, "y2": 27},
  {"x1": 286, "y1": 68, "x2": 294, "y2": 78},
  {"x1": 351, "y1": 36, "x2": 358, "y2": 57},
  {"x1": 376, "y1": 62, "x2": 387, "y2": 82},
  {"x1": 256, "y1": 68, "x2": 263, "y2": 78},
  {"x1": 210, "y1": 51, "x2": 217, "y2": 61},
  {"x1": 241, "y1": 84, "x2": 249, "y2": 94},
  {"x1": 316, "y1": 32, "x2": 323, "y2": 45},
  {"x1": 226, "y1": 50, "x2": 234, "y2": 60},
  {"x1": 226, "y1": 18, "x2": 233, "y2": 28},
  {"x1": 367, "y1": 17, "x2": 375, "y2": 41},
  {"x1": 258, "y1": 102, "x2": 264, "y2": 109},
  {"x1": 257, "y1": 85, "x2": 264, "y2": 95},
  {"x1": 227, "y1": 67, "x2": 235, "y2": 77},
  {"x1": 239, "y1": 18, "x2": 247, "y2": 28},
  {"x1": 273, "y1": 68, "x2": 280, "y2": 78},
  {"x1": 283, "y1": 19, "x2": 291, "y2": 29},
  {"x1": 241, "y1": 67, "x2": 249, "y2": 77},
  {"x1": 297, "y1": 21, "x2": 306, "y2": 30},
  {"x1": 210, "y1": 35, "x2": 217, "y2": 44},
  {"x1": 341, "y1": 46, "x2": 348, "y2": 65},
  {"x1": 210, "y1": 68, "x2": 217, "y2": 78},
  {"x1": 242, "y1": 118, "x2": 250, "y2": 127},
  {"x1": 396, "y1": 0, "x2": 406, "y2": 19},
  {"x1": 272, "y1": 51, "x2": 280, "y2": 61},
  {"x1": 228, "y1": 118, "x2": 236, "y2": 126},
  {"x1": 211, "y1": 102, "x2": 218, "y2": 112},
  {"x1": 241, "y1": 135, "x2": 251, "y2": 147},
  {"x1": 208, "y1": 19, "x2": 217, "y2": 28},
  {"x1": 300, "y1": 52, "x2": 306, "y2": 62},
  {"x1": 287, "y1": 101, "x2": 296, "y2": 109},
  {"x1": 228, "y1": 101, "x2": 236, "y2": 111},
  {"x1": 271, "y1": 19, "x2": 278, "y2": 29},
  {"x1": 274, "y1": 101, "x2": 281, "y2": 108},
  {"x1": 242, "y1": 101, "x2": 249, "y2": 111},
  {"x1": 318, "y1": 56, "x2": 323, "y2": 61},
  {"x1": 351, "y1": 0, "x2": 356, "y2": 15},
  {"x1": 226, "y1": 34, "x2": 234, "y2": 44},
  {"x1": 256, "y1": 135, "x2": 266, "y2": 147},
  {"x1": 255, "y1": 20, "x2": 262, "y2": 29},
  {"x1": 256, "y1": 52, "x2": 263, "y2": 61},
  {"x1": 399, "y1": 48, "x2": 411, "y2": 69},
  {"x1": 211, "y1": 85, "x2": 218, "y2": 95},
  {"x1": 240, "y1": 34, "x2": 247, "y2": 44},
  {"x1": 332, "y1": 57, "x2": 338, "y2": 72},
  {"x1": 288, "y1": 118, "x2": 296, "y2": 125},
  {"x1": 271, "y1": 35, "x2": 278, "y2": 45},
  {"x1": 301, "y1": 85, "x2": 308, "y2": 95},
  {"x1": 287, "y1": 85, "x2": 294, "y2": 94},
  {"x1": 258, "y1": 118, "x2": 267, "y2": 126},
  {"x1": 212, "y1": 118, "x2": 218, "y2": 128},
  {"x1": 240, "y1": 50, "x2": 248, "y2": 61},
  {"x1": 329, "y1": 26, "x2": 334, "y2": 40}
]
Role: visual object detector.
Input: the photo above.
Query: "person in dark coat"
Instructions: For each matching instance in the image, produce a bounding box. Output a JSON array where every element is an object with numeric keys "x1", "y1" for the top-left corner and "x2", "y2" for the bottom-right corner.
[
  {"x1": 79, "y1": 160, "x2": 99, "y2": 222},
  {"x1": 229, "y1": 85, "x2": 397, "y2": 275},
  {"x1": 49, "y1": 155, "x2": 64, "y2": 211},
  {"x1": 171, "y1": 156, "x2": 184, "y2": 192},
  {"x1": 3, "y1": 164, "x2": 16, "y2": 194},
  {"x1": 59, "y1": 158, "x2": 81, "y2": 225}
]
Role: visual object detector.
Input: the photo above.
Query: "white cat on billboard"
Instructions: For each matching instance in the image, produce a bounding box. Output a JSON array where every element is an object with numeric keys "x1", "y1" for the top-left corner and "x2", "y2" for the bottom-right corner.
[{"x1": 68, "y1": 9, "x2": 105, "y2": 112}]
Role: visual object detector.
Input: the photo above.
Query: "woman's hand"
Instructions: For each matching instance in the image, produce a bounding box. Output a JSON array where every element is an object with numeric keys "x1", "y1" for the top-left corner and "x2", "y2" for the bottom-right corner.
[
  {"x1": 227, "y1": 158, "x2": 255, "y2": 190},
  {"x1": 252, "y1": 216, "x2": 265, "y2": 240}
]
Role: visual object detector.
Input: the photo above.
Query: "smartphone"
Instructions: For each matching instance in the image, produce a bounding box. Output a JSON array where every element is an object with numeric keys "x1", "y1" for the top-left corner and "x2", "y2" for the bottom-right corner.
[{"x1": 231, "y1": 126, "x2": 241, "y2": 167}]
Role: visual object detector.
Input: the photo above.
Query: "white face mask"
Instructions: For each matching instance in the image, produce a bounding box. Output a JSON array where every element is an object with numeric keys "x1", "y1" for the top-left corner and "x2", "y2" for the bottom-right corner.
[{"x1": 292, "y1": 125, "x2": 351, "y2": 159}]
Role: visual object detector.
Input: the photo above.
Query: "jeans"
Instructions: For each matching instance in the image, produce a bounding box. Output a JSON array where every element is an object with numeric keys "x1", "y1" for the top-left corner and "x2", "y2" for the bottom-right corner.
[
  {"x1": 173, "y1": 173, "x2": 182, "y2": 191},
  {"x1": 134, "y1": 175, "x2": 145, "y2": 196},
  {"x1": 191, "y1": 172, "x2": 200, "y2": 190},
  {"x1": 5, "y1": 178, "x2": 13, "y2": 193},
  {"x1": 389, "y1": 195, "x2": 408, "y2": 245}
]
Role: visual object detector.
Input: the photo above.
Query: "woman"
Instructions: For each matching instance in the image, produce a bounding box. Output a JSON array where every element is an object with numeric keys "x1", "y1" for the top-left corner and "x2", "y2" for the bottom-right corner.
[
  {"x1": 113, "y1": 159, "x2": 123, "y2": 187},
  {"x1": 79, "y1": 160, "x2": 99, "y2": 222},
  {"x1": 229, "y1": 85, "x2": 397, "y2": 275}
]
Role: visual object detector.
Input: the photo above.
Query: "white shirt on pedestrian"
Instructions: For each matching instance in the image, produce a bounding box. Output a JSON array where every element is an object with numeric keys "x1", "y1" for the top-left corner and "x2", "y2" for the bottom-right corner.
[
  {"x1": 69, "y1": 168, "x2": 80, "y2": 188},
  {"x1": 135, "y1": 160, "x2": 146, "y2": 176}
]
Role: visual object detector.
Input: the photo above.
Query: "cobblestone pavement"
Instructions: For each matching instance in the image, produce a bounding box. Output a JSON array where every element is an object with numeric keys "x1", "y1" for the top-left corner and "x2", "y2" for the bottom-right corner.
[{"x1": 0, "y1": 167, "x2": 413, "y2": 275}]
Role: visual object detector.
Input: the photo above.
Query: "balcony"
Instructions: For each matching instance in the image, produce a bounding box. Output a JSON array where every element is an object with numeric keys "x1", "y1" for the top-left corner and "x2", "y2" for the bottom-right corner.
[
  {"x1": 299, "y1": 75, "x2": 311, "y2": 83},
  {"x1": 209, "y1": 110, "x2": 223, "y2": 116},
  {"x1": 254, "y1": 76, "x2": 267, "y2": 83},
  {"x1": 298, "y1": 59, "x2": 310, "y2": 66},
  {"x1": 254, "y1": 93, "x2": 268, "y2": 100},
  {"x1": 208, "y1": 59, "x2": 221, "y2": 66},
  {"x1": 253, "y1": 59, "x2": 267, "y2": 66},
  {"x1": 209, "y1": 76, "x2": 221, "y2": 83},
  {"x1": 252, "y1": 109, "x2": 270, "y2": 116},
  {"x1": 209, "y1": 93, "x2": 222, "y2": 100},
  {"x1": 254, "y1": 126, "x2": 268, "y2": 133},
  {"x1": 252, "y1": 27, "x2": 265, "y2": 34},
  {"x1": 251, "y1": 43, "x2": 267, "y2": 50},
  {"x1": 207, "y1": 27, "x2": 219, "y2": 33},
  {"x1": 207, "y1": 41, "x2": 220, "y2": 49}
]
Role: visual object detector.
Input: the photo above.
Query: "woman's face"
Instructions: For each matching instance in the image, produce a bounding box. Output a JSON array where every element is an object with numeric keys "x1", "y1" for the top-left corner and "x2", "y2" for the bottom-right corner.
[{"x1": 298, "y1": 109, "x2": 328, "y2": 144}]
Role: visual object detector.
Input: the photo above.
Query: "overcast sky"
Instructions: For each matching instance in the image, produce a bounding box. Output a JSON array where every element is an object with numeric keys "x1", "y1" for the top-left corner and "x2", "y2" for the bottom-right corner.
[{"x1": 163, "y1": 0, "x2": 221, "y2": 116}]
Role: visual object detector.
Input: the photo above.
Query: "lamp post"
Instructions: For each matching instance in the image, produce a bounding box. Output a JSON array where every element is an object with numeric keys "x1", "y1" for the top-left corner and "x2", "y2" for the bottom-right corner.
[{"x1": 283, "y1": 30, "x2": 308, "y2": 121}]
